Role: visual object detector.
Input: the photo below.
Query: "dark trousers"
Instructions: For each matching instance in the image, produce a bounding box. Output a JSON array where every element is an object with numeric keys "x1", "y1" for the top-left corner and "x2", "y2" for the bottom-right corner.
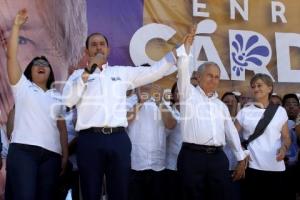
[
  {"x1": 129, "y1": 169, "x2": 165, "y2": 200},
  {"x1": 164, "y1": 169, "x2": 183, "y2": 200},
  {"x1": 241, "y1": 168, "x2": 284, "y2": 200},
  {"x1": 77, "y1": 130, "x2": 131, "y2": 200},
  {"x1": 177, "y1": 145, "x2": 231, "y2": 200},
  {"x1": 5, "y1": 143, "x2": 61, "y2": 200},
  {"x1": 228, "y1": 171, "x2": 241, "y2": 200},
  {"x1": 56, "y1": 161, "x2": 80, "y2": 200},
  {"x1": 282, "y1": 163, "x2": 299, "y2": 200}
]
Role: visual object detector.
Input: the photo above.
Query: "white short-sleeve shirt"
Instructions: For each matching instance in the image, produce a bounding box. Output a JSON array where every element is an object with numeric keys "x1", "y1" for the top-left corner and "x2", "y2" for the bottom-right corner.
[
  {"x1": 236, "y1": 104, "x2": 288, "y2": 171},
  {"x1": 11, "y1": 75, "x2": 63, "y2": 154}
]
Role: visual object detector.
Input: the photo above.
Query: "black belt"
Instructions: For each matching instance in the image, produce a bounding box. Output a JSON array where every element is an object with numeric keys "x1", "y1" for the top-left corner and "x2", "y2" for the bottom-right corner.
[
  {"x1": 182, "y1": 142, "x2": 222, "y2": 154},
  {"x1": 81, "y1": 127, "x2": 125, "y2": 135}
]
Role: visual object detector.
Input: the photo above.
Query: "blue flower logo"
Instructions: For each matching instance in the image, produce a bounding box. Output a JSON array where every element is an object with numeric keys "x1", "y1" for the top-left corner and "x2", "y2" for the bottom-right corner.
[{"x1": 231, "y1": 34, "x2": 269, "y2": 76}]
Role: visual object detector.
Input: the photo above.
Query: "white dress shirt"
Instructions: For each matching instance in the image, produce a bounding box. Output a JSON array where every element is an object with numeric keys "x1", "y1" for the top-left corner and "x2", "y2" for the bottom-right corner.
[
  {"x1": 177, "y1": 47, "x2": 246, "y2": 161},
  {"x1": 11, "y1": 75, "x2": 63, "y2": 154},
  {"x1": 127, "y1": 96, "x2": 166, "y2": 171},
  {"x1": 236, "y1": 104, "x2": 288, "y2": 171},
  {"x1": 223, "y1": 117, "x2": 239, "y2": 171},
  {"x1": 63, "y1": 53, "x2": 176, "y2": 131},
  {"x1": 165, "y1": 104, "x2": 182, "y2": 170}
]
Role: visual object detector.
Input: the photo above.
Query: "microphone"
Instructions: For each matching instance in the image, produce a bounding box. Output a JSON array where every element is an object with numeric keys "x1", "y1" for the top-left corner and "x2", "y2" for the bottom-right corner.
[
  {"x1": 90, "y1": 64, "x2": 97, "y2": 74},
  {"x1": 84, "y1": 65, "x2": 97, "y2": 74},
  {"x1": 84, "y1": 53, "x2": 103, "y2": 74}
]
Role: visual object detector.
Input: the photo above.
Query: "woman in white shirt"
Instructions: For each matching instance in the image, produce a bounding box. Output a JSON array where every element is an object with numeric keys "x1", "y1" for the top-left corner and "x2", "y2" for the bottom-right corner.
[
  {"x1": 5, "y1": 10, "x2": 68, "y2": 200},
  {"x1": 235, "y1": 73, "x2": 290, "y2": 200}
]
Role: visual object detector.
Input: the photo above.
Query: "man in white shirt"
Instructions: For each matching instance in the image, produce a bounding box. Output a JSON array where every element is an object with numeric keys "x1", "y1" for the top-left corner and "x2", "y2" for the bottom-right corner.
[
  {"x1": 176, "y1": 49, "x2": 248, "y2": 200},
  {"x1": 127, "y1": 84, "x2": 166, "y2": 200},
  {"x1": 63, "y1": 32, "x2": 193, "y2": 200}
]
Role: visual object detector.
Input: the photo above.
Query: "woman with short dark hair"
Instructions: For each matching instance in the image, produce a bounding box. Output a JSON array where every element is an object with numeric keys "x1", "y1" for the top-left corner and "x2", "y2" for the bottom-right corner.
[{"x1": 5, "y1": 9, "x2": 68, "y2": 200}]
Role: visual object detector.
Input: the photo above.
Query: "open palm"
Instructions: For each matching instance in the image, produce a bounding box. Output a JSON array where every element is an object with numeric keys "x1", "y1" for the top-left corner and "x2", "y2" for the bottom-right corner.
[
  {"x1": 14, "y1": 9, "x2": 28, "y2": 26},
  {"x1": 183, "y1": 26, "x2": 196, "y2": 54}
]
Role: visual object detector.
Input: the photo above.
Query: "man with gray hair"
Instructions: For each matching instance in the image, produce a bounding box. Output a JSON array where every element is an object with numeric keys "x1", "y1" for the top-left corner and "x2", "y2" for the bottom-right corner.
[{"x1": 176, "y1": 56, "x2": 248, "y2": 200}]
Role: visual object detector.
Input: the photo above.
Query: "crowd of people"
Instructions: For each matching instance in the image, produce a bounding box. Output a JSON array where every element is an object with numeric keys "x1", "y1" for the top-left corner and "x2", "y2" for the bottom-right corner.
[{"x1": 0, "y1": 8, "x2": 300, "y2": 200}]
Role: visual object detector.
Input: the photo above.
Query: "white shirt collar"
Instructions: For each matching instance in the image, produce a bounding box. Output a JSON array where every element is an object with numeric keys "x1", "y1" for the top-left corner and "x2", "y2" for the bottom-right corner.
[
  {"x1": 196, "y1": 86, "x2": 218, "y2": 99},
  {"x1": 30, "y1": 81, "x2": 56, "y2": 93},
  {"x1": 94, "y1": 62, "x2": 109, "y2": 73}
]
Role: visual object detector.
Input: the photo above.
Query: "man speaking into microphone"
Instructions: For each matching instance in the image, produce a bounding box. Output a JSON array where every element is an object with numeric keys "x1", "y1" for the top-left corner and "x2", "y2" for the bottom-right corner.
[{"x1": 62, "y1": 32, "x2": 194, "y2": 200}]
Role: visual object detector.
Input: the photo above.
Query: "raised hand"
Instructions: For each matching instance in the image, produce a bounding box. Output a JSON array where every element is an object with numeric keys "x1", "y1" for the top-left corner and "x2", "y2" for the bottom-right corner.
[
  {"x1": 14, "y1": 9, "x2": 28, "y2": 27},
  {"x1": 183, "y1": 25, "x2": 196, "y2": 54},
  {"x1": 7, "y1": 8, "x2": 28, "y2": 85}
]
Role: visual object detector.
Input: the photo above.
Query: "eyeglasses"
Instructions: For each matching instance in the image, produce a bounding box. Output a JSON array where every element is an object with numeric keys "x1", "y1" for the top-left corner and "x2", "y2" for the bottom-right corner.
[{"x1": 33, "y1": 59, "x2": 50, "y2": 67}]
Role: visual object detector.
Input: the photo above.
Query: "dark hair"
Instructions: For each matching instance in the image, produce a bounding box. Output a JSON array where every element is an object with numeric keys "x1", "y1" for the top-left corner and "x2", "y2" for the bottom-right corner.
[
  {"x1": 170, "y1": 82, "x2": 178, "y2": 105},
  {"x1": 23, "y1": 56, "x2": 55, "y2": 90},
  {"x1": 250, "y1": 73, "x2": 273, "y2": 99},
  {"x1": 221, "y1": 92, "x2": 239, "y2": 103},
  {"x1": 85, "y1": 32, "x2": 109, "y2": 49},
  {"x1": 270, "y1": 94, "x2": 282, "y2": 105},
  {"x1": 282, "y1": 93, "x2": 299, "y2": 106},
  {"x1": 141, "y1": 63, "x2": 151, "y2": 67}
]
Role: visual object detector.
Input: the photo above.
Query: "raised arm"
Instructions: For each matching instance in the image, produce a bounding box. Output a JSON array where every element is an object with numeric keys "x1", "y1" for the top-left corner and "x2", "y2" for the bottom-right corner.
[
  {"x1": 7, "y1": 9, "x2": 28, "y2": 85},
  {"x1": 177, "y1": 30, "x2": 195, "y2": 100},
  {"x1": 126, "y1": 29, "x2": 195, "y2": 89},
  {"x1": 125, "y1": 52, "x2": 177, "y2": 89}
]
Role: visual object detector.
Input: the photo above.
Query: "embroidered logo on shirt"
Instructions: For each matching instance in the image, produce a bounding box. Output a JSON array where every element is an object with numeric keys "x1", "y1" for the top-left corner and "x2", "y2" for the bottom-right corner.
[
  {"x1": 29, "y1": 85, "x2": 39, "y2": 92},
  {"x1": 87, "y1": 78, "x2": 95, "y2": 82},
  {"x1": 111, "y1": 77, "x2": 121, "y2": 81}
]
